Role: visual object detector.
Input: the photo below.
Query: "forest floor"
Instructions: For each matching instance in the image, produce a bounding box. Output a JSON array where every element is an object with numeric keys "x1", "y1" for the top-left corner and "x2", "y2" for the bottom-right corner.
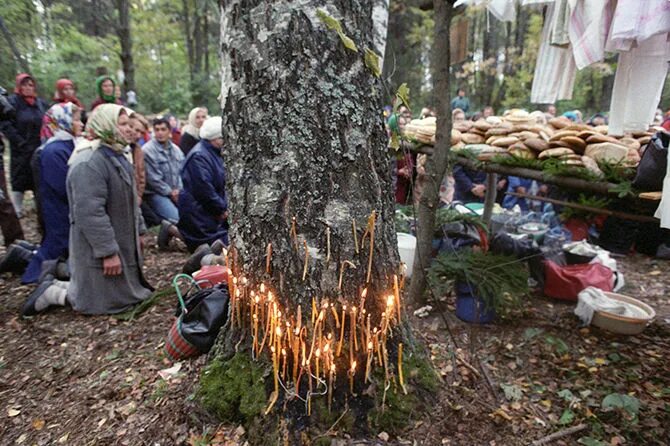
[{"x1": 0, "y1": 210, "x2": 669, "y2": 446}]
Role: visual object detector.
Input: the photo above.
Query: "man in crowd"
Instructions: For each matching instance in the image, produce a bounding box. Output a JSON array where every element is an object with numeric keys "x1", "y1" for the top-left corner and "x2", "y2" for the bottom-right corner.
[
  {"x1": 451, "y1": 88, "x2": 470, "y2": 114},
  {"x1": 142, "y1": 117, "x2": 184, "y2": 225}
]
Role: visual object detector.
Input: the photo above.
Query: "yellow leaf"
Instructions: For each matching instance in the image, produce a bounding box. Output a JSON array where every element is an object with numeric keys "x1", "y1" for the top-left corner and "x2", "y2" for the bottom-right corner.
[
  {"x1": 588, "y1": 367, "x2": 598, "y2": 373},
  {"x1": 58, "y1": 433, "x2": 69, "y2": 444},
  {"x1": 648, "y1": 270, "x2": 661, "y2": 276},
  {"x1": 540, "y1": 399, "x2": 552, "y2": 409},
  {"x1": 364, "y1": 48, "x2": 381, "y2": 77},
  {"x1": 577, "y1": 362, "x2": 588, "y2": 368},
  {"x1": 594, "y1": 358, "x2": 607, "y2": 365},
  {"x1": 32, "y1": 419, "x2": 45, "y2": 430},
  {"x1": 491, "y1": 408, "x2": 513, "y2": 421},
  {"x1": 337, "y1": 32, "x2": 358, "y2": 52},
  {"x1": 7, "y1": 408, "x2": 20, "y2": 417}
]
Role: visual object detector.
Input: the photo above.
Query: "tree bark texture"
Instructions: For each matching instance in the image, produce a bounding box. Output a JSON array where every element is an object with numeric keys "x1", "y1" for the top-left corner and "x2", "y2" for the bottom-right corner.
[
  {"x1": 219, "y1": 0, "x2": 398, "y2": 330},
  {"x1": 116, "y1": 0, "x2": 135, "y2": 92},
  {"x1": 407, "y1": 0, "x2": 453, "y2": 304}
]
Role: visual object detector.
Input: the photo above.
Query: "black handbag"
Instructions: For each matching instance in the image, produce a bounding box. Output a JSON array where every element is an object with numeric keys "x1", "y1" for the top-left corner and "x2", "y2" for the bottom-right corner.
[
  {"x1": 165, "y1": 274, "x2": 229, "y2": 361},
  {"x1": 633, "y1": 131, "x2": 669, "y2": 191}
]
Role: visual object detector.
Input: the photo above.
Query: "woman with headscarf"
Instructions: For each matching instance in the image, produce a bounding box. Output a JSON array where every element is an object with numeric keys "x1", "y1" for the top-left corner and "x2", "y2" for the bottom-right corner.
[
  {"x1": 40, "y1": 79, "x2": 85, "y2": 142},
  {"x1": 90, "y1": 75, "x2": 122, "y2": 111},
  {"x1": 22, "y1": 103, "x2": 83, "y2": 284},
  {"x1": 179, "y1": 107, "x2": 208, "y2": 155},
  {"x1": 21, "y1": 104, "x2": 153, "y2": 316},
  {"x1": 0, "y1": 74, "x2": 48, "y2": 217}
]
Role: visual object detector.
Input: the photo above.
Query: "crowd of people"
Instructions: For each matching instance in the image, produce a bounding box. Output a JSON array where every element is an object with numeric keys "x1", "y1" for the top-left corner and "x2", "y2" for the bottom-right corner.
[{"x1": 0, "y1": 73, "x2": 230, "y2": 317}]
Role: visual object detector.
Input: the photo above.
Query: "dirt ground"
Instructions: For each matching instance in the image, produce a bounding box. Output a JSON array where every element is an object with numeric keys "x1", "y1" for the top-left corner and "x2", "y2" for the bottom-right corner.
[{"x1": 1, "y1": 211, "x2": 668, "y2": 446}]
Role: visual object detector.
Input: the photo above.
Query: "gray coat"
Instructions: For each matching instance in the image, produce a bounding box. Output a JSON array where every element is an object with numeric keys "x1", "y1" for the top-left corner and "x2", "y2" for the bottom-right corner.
[{"x1": 66, "y1": 146, "x2": 153, "y2": 314}]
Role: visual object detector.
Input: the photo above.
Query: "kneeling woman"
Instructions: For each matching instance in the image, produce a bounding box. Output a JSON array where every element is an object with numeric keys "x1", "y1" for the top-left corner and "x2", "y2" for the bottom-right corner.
[
  {"x1": 22, "y1": 103, "x2": 83, "y2": 284},
  {"x1": 22, "y1": 104, "x2": 153, "y2": 316}
]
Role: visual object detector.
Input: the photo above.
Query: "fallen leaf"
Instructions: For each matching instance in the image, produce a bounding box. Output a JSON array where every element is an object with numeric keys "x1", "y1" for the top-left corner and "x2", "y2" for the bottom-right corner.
[
  {"x1": 16, "y1": 433, "x2": 27, "y2": 444},
  {"x1": 32, "y1": 418, "x2": 45, "y2": 430},
  {"x1": 491, "y1": 408, "x2": 513, "y2": 421},
  {"x1": 58, "y1": 433, "x2": 69, "y2": 443},
  {"x1": 7, "y1": 408, "x2": 20, "y2": 417},
  {"x1": 158, "y1": 362, "x2": 182, "y2": 380}
]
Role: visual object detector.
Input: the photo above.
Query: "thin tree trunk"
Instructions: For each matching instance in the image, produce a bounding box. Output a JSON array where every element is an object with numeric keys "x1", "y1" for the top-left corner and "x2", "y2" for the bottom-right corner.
[
  {"x1": 182, "y1": 0, "x2": 195, "y2": 82},
  {"x1": 408, "y1": 0, "x2": 454, "y2": 304},
  {"x1": 116, "y1": 0, "x2": 135, "y2": 92},
  {"x1": 0, "y1": 15, "x2": 31, "y2": 74}
]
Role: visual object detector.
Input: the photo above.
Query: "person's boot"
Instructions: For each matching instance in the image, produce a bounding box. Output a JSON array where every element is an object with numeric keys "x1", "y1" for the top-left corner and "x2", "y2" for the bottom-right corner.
[
  {"x1": 0, "y1": 244, "x2": 34, "y2": 274},
  {"x1": 21, "y1": 276, "x2": 67, "y2": 317},
  {"x1": 14, "y1": 240, "x2": 38, "y2": 252},
  {"x1": 211, "y1": 239, "x2": 226, "y2": 256},
  {"x1": 157, "y1": 220, "x2": 173, "y2": 250},
  {"x1": 182, "y1": 244, "x2": 212, "y2": 275}
]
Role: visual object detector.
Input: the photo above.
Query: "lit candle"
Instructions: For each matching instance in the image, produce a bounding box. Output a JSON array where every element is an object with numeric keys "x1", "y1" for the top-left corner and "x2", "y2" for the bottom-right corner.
[
  {"x1": 351, "y1": 307, "x2": 358, "y2": 352},
  {"x1": 281, "y1": 348, "x2": 287, "y2": 380},
  {"x1": 349, "y1": 360, "x2": 357, "y2": 395}
]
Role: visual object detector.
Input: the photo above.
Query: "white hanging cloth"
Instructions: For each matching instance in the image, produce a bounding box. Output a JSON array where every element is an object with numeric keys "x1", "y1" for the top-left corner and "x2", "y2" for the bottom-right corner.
[
  {"x1": 530, "y1": 2, "x2": 577, "y2": 103},
  {"x1": 656, "y1": 133, "x2": 670, "y2": 229},
  {"x1": 607, "y1": 33, "x2": 670, "y2": 136}
]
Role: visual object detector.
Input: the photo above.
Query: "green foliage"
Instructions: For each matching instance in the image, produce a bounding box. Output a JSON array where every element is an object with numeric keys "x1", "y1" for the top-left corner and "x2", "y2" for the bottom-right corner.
[
  {"x1": 542, "y1": 159, "x2": 603, "y2": 182},
  {"x1": 394, "y1": 83, "x2": 411, "y2": 113},
  {"x1": 1, "y1": 0, "x2": 219, "y2": 114},
  {"x1": 316, "y1": 9, "x2": 358, "y2": 52},
  {"x1": 601, "y1": 393, "x2": 641, "y2": 421},
  {"x1": 198, "y1": 352, "x2": 269, "y2": 422},
  {"x1": 427, "y1": 249, "x2": 529, "y2": 314},
  {"x1": 491, "y1": 154, "x2": 544, "y2": 170},
  {"x1": 560, "y1": 193, "x2": 610, "y2": 221},
  {"x1": 364, "y1": 48, "x2": 382, "y2": 77}
]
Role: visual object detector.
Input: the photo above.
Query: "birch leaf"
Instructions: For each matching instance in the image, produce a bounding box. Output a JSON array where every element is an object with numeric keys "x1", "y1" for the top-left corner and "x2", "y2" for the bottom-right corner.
[{"x1": 364, "y1": 48, "x2": 381, "y2": 77}]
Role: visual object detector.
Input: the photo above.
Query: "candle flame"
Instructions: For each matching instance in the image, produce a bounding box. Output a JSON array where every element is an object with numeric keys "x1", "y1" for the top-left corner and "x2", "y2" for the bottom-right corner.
[
  {"x1": 387, "y1": 295, "x2": 394, "y2": 307},
  {"x1": 367, "y1": 341, "x2": 373, "y2": 350},
  {"x1": 315, "y1": 348, "x2": 321, "y2": 358},
  {"x1": 260, "y1": 283, "x2": 266, "y2": 293},
  {"x1": 351, "y1": 361, "x2": 357, "y2": 371},
  {"x1": 361, "y1": 288, "x2": 368, "y2": 298}
]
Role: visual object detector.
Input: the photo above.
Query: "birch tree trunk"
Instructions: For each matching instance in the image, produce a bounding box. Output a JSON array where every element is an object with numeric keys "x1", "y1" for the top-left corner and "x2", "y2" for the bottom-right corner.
[{"x1": 204, "y1": 0, "x2": 437, "y2": 442}]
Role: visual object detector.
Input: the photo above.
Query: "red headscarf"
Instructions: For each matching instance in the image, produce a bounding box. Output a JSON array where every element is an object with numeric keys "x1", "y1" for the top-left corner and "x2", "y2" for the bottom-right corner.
[
  {"x1": 54, "y1": 78, "x2": 84, "y2": 109},
  {"x1": 15, "y1": 73, "x2": 36, "y2": 106}
]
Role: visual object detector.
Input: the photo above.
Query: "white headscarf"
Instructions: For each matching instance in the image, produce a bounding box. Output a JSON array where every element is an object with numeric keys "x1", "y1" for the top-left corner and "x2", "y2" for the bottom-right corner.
[{"x1": 182, "y1": 107, "x2": 207, "y2": 138}]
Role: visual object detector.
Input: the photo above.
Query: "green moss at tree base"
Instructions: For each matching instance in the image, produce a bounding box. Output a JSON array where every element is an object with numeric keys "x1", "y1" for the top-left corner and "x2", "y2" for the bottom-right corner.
[{"x1": 197, "y1": 352, "x2": 270, "y2": 422}]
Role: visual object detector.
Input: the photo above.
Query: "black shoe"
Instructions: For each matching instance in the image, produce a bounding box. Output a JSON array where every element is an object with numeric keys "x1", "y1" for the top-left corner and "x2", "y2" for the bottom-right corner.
[
  {"x1": 182, "y1": 244, "x2": 212, "y2": 275},
  {"x1": 157, "y1": 220, "x2": 173, "y2": 250},
  {"x1": 21, "y1": 278, "x2": 56, "y2": 317},
  {"x1": 211, "y1": 239, "x2": 226, "y2": 256},
  {"x1": 0, "y1": 244, "x2": 34, "y2": 274},
  {"x1": 15, "y1": 240, "x2": 38, "y2": 252}
]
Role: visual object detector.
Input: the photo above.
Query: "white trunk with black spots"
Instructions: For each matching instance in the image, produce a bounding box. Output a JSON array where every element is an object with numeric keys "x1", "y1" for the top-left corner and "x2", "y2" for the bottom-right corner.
[{"x1": 219, "y1": 0, "x2": 398, "y2": 314}]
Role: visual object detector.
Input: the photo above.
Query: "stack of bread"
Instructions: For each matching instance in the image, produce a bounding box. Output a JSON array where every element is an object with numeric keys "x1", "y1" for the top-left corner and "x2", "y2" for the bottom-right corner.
[{"x1": 405, "y1": 109, "x2": 656, "y2": 169}]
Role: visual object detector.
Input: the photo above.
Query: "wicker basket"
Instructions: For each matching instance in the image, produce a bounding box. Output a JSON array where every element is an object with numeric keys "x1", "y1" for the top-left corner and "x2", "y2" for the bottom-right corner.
[{"x1": 591, "y1": 292, "x2": 656, "y2": 335}]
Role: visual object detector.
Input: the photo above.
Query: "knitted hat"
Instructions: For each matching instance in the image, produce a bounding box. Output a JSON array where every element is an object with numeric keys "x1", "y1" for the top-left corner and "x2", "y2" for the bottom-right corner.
[{"x1": 200, "y1": 116, "x2": 223, "y2": 140}]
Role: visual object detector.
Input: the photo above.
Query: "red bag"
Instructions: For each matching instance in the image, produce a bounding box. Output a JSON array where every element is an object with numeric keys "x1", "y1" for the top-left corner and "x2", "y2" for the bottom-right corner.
[{"x1": 543, "y1": 260, "x2": 613, "y2": 301}]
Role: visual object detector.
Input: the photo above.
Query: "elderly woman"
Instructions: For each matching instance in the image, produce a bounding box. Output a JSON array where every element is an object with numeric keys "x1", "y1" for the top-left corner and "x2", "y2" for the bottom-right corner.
[
  {"x1": 177, "y1": 116, "x2": 229, "y2": 252},
  {"x1": 0, "y1": 74, "x2": 48, "y2": 217},
  {"x1": 22, "y1": 103, "x2": 83, "y2": 284},
  {"x1": 22, "y1": 104, "x2": 153, "y2": 316},
  {"x1": 179, "y1": 107, "x2": 207, "y2": 155}
]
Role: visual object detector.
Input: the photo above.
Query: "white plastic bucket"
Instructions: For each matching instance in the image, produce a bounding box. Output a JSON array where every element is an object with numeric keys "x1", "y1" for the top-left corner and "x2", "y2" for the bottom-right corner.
[{"x1": 397, "y1": 233, "x2": 417, "y2": 278}]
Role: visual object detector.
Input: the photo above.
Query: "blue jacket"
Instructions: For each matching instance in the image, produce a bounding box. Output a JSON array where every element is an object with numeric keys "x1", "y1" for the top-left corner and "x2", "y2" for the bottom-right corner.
[
  {"x1": 22, "y1": 139, "x2": 74, "y2": 283},
  {"x1": 502, "y1": 176, "x2": 534, "y2": 211},
  {"x1": 453, "y1": 164, "x2": 486, "y2": 203},
  {"x1": 141, "y1": 138, "x2": 184, "y2": 197},
  {"x1": 177, "y1": 140, "x2": 228, "y2": 249}
]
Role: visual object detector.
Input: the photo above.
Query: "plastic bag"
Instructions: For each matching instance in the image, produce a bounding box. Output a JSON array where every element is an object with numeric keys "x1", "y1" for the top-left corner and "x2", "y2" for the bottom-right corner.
[{"x1": 543, "y1": 260, "x2": 613, "y2": 302}]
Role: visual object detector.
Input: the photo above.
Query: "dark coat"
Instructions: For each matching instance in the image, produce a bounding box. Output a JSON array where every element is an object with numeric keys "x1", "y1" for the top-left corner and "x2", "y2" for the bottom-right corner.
[
  {"x1": 22, "y1": 139, "x2": 74, "y2": 283},
  {"x1": 177, "y1": 140, "x2": 228, "y2": 251},
  {"x1": 0, "y1": 95, "x2": 47, "y2": 191},
  {"x1": 66, "y1": 145, "x2": 153, "y2": 314},
  {"x1": 453, "y1": 164, "x2": 487, "y2": 203},
  {"x1": 179, "y1": 132, "x2": 199, "y2": 156}
]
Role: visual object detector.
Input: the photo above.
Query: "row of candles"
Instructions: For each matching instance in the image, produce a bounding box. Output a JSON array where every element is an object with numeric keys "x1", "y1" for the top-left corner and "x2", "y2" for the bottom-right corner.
[
  {"x1": 221, "y1": 212, "x2": 407, "y2": 414},
  {"x1": 224, "y1": 269, "x2": 406, "y2": 413}
]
